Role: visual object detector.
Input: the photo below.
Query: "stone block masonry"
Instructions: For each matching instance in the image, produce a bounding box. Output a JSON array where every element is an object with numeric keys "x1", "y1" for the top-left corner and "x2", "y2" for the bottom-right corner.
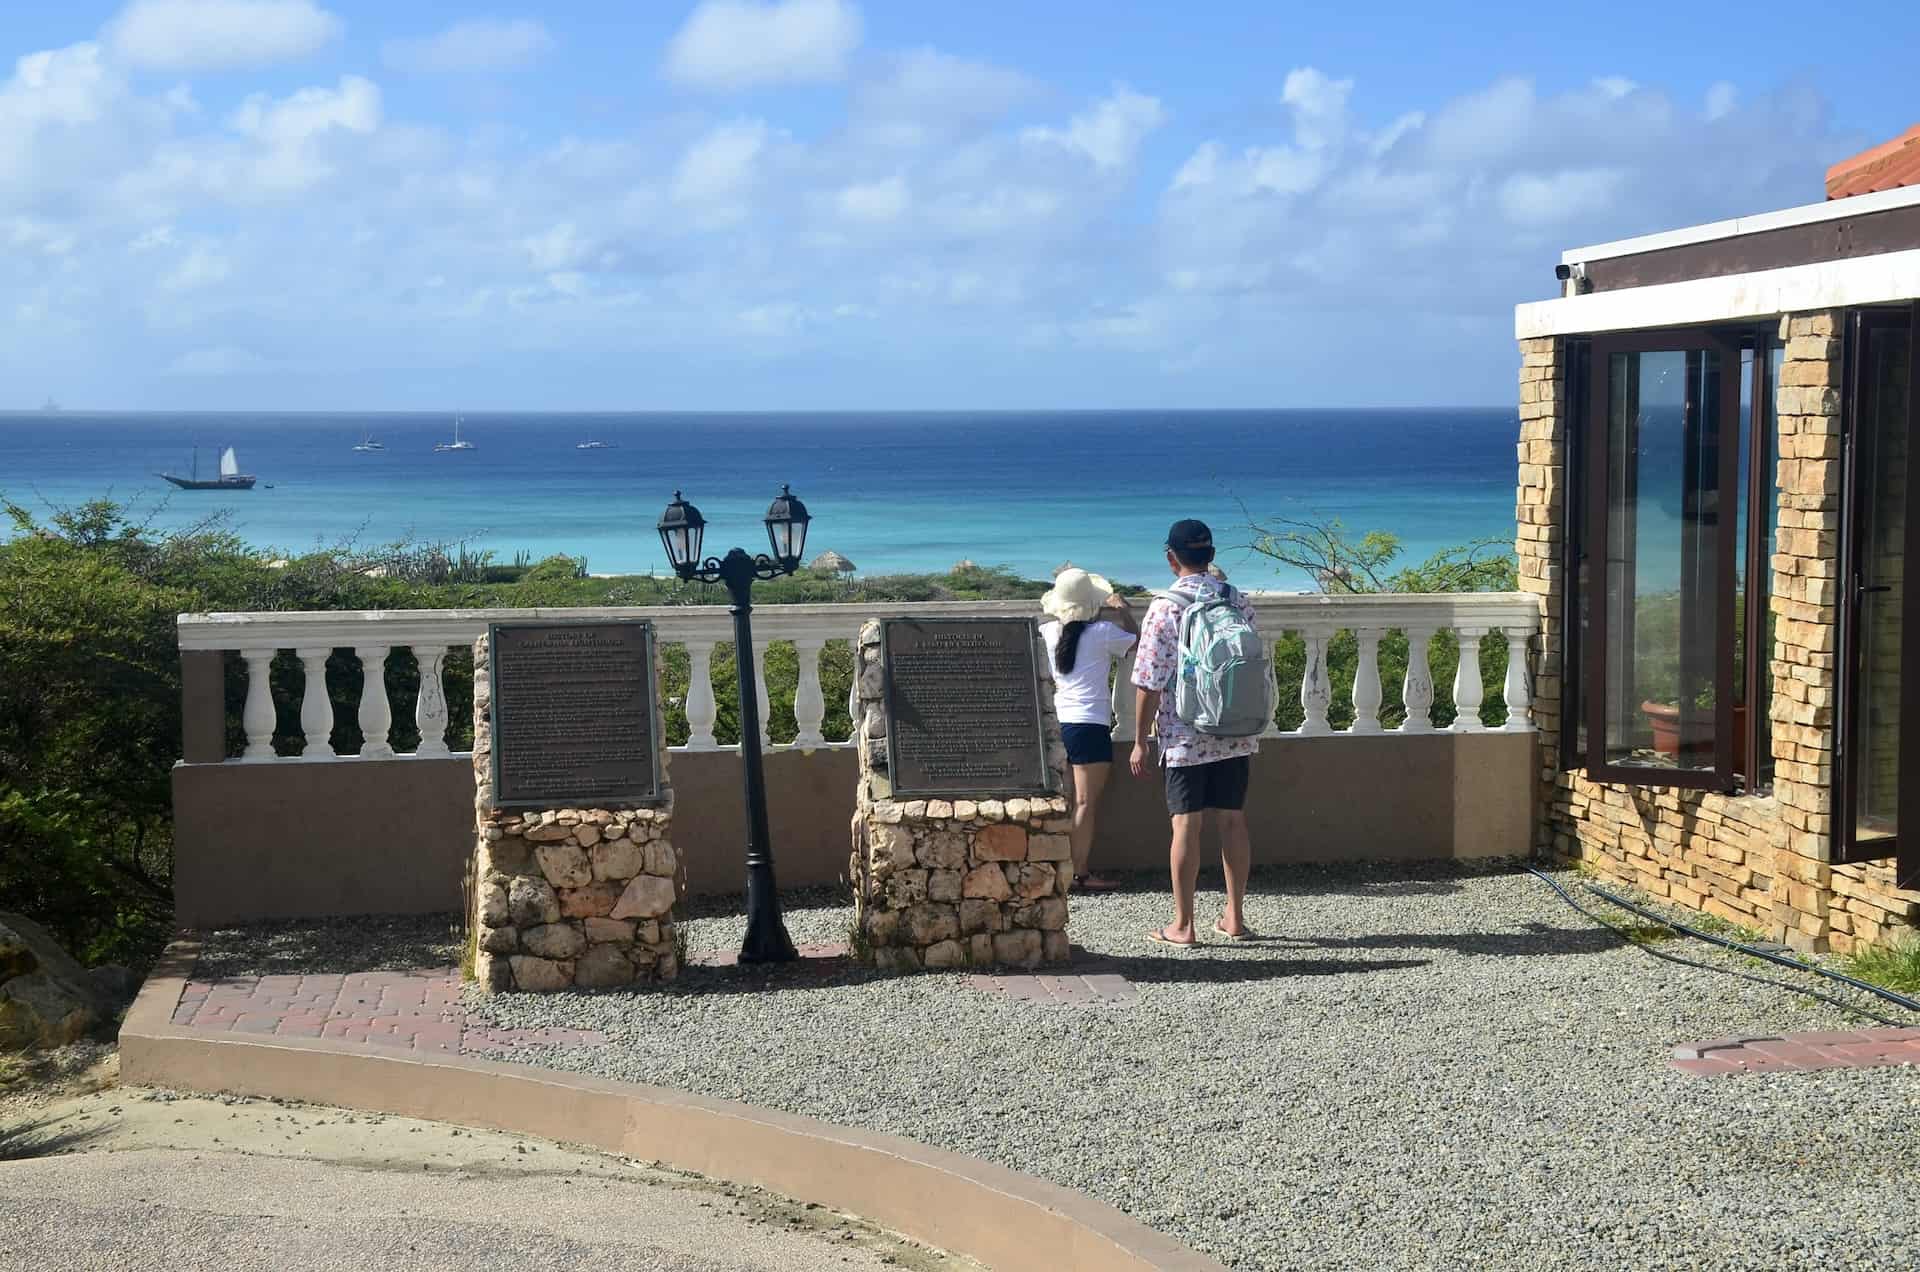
[
  {"x1": 849, "y1": 619, "x2": 1074, "y2": 970},
  {"x1": 1517, "y1": 313, "x2": 1920, "y2": 955},
  {"x1": 469, "y1": 635, "x2": 680, "y2": 992}
]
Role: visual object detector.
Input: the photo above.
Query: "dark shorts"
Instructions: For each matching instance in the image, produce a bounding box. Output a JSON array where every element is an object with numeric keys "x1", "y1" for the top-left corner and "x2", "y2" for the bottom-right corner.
[
  {"x1": 1060, "y1": 722, "x2": 1114, "y2": 766},
  {"x1": 1165, "y1": 755, "x2": 1251, "y2": 815}
]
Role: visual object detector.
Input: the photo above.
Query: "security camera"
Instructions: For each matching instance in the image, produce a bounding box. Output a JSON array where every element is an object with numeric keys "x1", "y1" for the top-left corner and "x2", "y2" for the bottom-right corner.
[{"x1": 1554, "y1": 262, "x2": 1590, "y2": 296}]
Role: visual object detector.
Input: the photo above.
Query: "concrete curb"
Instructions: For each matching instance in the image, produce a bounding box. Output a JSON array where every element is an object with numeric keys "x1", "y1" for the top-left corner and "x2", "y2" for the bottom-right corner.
[{"x1": 121, "y1": 939, "x2": 1226, "y2": 1272}]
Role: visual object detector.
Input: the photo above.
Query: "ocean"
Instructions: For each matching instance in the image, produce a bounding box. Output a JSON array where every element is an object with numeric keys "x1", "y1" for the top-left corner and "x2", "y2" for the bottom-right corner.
[{"x1": 0, "y1": 409, "x2": 1518, "y2": 589}]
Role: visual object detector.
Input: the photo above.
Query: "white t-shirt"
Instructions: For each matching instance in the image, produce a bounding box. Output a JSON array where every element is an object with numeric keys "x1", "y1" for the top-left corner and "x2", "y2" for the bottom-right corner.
[{"x1": 1039, "y1": 619, "x2": 1138, "y2": 727}]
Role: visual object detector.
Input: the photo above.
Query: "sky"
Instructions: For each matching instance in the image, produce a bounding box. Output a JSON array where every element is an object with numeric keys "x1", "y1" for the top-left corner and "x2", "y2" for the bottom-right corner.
[{"x1": 2, "y1": 0, "x2": 1916, "y2": 411}]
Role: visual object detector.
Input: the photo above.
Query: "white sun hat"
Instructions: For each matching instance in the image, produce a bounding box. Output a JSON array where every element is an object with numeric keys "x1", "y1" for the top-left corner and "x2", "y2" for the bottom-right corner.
[{"x1": 1040, "y1": 567, "x2": 1116, "y2": 624}]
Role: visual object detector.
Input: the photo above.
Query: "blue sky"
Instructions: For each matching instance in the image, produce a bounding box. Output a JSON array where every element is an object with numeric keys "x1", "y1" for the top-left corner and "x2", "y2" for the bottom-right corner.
[{"x1": 3, "y1": 0, "x2": 1915, "y2": 410}]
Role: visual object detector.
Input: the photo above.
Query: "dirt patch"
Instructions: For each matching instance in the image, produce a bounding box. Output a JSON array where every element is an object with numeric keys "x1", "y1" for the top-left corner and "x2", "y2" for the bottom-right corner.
[{"x1": 0, "y1": 1042, "x2": 117, "y2": 1119}]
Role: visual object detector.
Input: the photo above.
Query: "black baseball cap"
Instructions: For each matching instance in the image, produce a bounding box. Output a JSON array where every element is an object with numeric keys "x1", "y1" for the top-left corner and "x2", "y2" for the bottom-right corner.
[{"x1": 1165, "y1": 519, "x2": 1215, "y2": 562}]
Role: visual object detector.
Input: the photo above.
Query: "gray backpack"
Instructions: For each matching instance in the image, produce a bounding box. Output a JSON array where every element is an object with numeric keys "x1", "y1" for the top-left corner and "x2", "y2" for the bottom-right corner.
[{"x1": 1153, "y1": 584, "x2": 1273, "y2": 737}]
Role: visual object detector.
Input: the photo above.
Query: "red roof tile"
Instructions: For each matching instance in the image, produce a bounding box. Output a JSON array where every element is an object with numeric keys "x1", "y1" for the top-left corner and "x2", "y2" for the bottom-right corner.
[{"x1": 1827, "y1": 123, "x2": 1920, "y2": 199}]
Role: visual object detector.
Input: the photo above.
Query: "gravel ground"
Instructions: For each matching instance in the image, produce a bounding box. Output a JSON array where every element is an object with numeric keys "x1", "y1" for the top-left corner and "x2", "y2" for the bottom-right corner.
[{"x1": 199, "y1": 862, "x2": 1920, "y2": 1271}]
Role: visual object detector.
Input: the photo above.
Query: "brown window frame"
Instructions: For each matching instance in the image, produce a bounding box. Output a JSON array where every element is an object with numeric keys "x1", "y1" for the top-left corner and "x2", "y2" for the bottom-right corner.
[
  {"x1": 1564, "y1": 325, "x2": 1776, "y2": 793},
  {"x1": 1836, "y1": 302, "x2": 1920, "y2": 889}
]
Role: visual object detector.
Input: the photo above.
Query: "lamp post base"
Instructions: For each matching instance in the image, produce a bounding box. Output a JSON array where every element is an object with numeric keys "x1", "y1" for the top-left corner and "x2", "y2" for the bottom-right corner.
[{"x1": 739, "y1": 863, "x2": 798, "y2": 963}]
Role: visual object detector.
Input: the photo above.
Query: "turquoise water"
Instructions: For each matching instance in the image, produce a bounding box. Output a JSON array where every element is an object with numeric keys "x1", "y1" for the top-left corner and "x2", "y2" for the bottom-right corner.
[{"x1": 0, "y1": 409, "x2": 1518, "y2": 588}]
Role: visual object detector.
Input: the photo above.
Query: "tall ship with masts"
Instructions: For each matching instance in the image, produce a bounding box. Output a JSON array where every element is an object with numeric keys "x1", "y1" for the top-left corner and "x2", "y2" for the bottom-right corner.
[{"x1": 161, "y1": 446, "x2": 256, "y2": 491}]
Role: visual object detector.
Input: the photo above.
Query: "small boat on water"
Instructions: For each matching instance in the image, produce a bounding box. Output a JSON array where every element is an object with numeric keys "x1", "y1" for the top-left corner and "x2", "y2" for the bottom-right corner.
[
  {"x1": 434, "y1": 418, "x2": 475, "y2": 452},
  {"x1": 576, "y1": 438, "x2": 613, "y2": 450},
  {"x1": 161, "y1": 446, "x2": 256, "y2": 491},
  {"x1": 353, "y1": 431, "x2": 385, "y2": 452}
]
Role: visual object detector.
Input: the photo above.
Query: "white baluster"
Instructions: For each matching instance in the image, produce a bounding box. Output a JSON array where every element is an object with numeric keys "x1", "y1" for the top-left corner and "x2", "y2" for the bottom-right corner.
[
  {"x1": 685, "y1": 640, "x2": 717, "y2": 749},
  {"x1": 1261, "y1": 637, "x2": 1282, "y2": 738},
  {"x1": 415, "y1": 646, "x2": 451, "y2": 756},
  {"x1": 1502, "y1": 627, "x2": 1535, "y2": 732},
  {"x1": 1400, "y1": 628, "x2": 1436, "y2": 733},
  {"x1": 240, "y1": 648, "x2": 277, "y2": 761},
  {"x1": 792, "y1": 637, "x2": 826, "y2": 747},
  {"x1": 1297, "y1": 629, "x2": 1332, "y2": 737},
  {"x1": 1451, "y1": 628, "x2": 1486, "y2": 733},
  {"x1": 295, "y1": 647, "x2": 334, "y2": 758},
  {"x1": 355, "y1": 645, "x2": 395, "y2": 758},
  {"x1": 752, "y1": 639, "x2": 771, "y2": 738},
  {"x1": 845, "y1": 636, "x2": 861, "y2": 738},
  {"x1": 1351, "y1": 629, "x2": 1384, "y2": 734},
  {"x1": 1110, "y1": 646, "x2": 1138, "y2": 741}
]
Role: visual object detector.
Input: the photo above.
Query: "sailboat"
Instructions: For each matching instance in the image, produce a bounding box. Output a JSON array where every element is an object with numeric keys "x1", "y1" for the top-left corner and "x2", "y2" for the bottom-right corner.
[
  {"x1": 353, "y1": 430, "x2": 385, "y2": 452},
  {"x1": 433, "y1": 417, "x2": 475, "y2": 452},
  {"x1": 161, "y1": 446, "x2": 256, "y2": 491}
]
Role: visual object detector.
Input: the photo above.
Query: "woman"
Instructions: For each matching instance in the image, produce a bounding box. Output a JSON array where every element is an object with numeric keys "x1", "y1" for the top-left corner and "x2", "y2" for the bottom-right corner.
[{"x1": 1039, "y1": 568, "x2": 1139, "y2": 893}]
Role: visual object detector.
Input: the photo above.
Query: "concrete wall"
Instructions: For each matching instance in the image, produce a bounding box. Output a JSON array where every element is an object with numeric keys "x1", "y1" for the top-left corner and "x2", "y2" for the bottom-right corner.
[{"x1": 172, "y1": 734, "x2": 1533, "y2": 926}]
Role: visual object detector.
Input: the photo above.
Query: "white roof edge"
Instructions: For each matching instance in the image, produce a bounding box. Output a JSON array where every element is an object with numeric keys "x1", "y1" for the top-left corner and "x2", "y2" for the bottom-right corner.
[
  {"x1": 1560, "y1": 184, "x2": 1920, "y2": 266},
  {"x1": 1515, "y1": 248, "x2": 1920, "y2": 340}
]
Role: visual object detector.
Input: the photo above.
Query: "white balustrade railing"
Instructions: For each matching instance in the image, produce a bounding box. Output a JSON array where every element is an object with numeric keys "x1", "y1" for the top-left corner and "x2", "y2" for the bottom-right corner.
[{"x1": 176, "y1": 592, "x2": 1541, "y2": 763}]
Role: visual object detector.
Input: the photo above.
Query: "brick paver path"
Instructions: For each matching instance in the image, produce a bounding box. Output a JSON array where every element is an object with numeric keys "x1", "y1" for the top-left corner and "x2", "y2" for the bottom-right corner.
[
  {"x1": 1671, "y1": 1027, "x2": 1920, "y2": 1076},
  {"x1": 171, "y1": 968, "x2": 607, "y2": 1055},
  {"x1": 965, "y1": 949, "x2": 1139, "y2": 1005}
]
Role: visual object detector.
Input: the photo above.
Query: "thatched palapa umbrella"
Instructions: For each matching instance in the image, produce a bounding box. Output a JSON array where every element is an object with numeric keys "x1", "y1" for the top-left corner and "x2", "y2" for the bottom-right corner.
[{"x1": 809, "y1": 549, "x2": 856, "y2": 575}]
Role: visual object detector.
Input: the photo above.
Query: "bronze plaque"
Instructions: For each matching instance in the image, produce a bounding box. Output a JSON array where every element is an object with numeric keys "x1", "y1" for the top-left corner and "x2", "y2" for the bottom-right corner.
[
  {"x1": 882, "y1": 617, "x2": 1049, "y2": 796},
  {"x1": 488, "y1": 620, "x2": 662, "y2": 809}
]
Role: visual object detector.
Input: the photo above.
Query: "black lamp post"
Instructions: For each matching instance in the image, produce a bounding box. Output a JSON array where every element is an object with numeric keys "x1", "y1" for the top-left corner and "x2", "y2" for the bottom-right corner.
[{"x1": 656, "y1": 486, "x2": 810, "y2": 964}]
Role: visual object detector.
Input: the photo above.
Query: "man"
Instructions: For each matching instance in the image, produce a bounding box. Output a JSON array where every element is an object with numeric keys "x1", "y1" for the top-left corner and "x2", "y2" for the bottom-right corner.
[{"x1": 1130, "y1": 519, "x2": 1256, "y2": 945}]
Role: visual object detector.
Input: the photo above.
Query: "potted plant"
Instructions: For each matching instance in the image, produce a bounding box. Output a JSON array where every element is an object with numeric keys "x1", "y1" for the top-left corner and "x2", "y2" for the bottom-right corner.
[{"x1": 1640, "y1": 689, "x2": 1746, "y2": 771}]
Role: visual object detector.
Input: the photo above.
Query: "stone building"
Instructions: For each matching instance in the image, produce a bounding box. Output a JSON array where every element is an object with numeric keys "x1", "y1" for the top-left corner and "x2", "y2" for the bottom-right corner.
[{"x1": 1514, "y1": 129, "x2": 1920, "y2": 953}]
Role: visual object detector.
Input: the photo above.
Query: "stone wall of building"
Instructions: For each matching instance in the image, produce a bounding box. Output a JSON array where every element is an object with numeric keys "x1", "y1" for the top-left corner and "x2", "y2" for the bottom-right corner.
[
  {"x1": 1518, "y1": 313, "x2": 1920, "y2": 954},
  {"x1": 469, "y1": 635, "x2": 680, "y2": 992},
  {"x1": 847, "y1": 619, "x2": 1074, "y2": 971}
]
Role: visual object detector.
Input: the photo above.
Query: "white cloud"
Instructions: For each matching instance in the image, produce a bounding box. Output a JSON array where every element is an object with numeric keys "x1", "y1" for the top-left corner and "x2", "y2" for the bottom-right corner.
[
  {"x1": 229, "y1": 75, "x2": 379, "y2": 144},
  {"x1": 523, "y1": 222, "x2": 589, "y2": 270},
  {"x1": 165, "y1": 344, "x2": 272, "y2": 375},
  {"x1": 671, "y1": 119, "x2": 768, "y2": 206},
  {"x1": 1023, "y1": 85, "x2": 1165, "y2": 170},
  {"x1": 1705, "y1": 81, "x2": 1738, "y2": 121},
  {"x1": 851, "y1": 48, "x2": 1038, "y2": 144},
  {"x1": 382, "y1": 18, "x2": 555, "y2": 74},
  {"x1": 835, "y1": 175, "x2": 908, "y2": 223},
  {"x1": 159, "y1": 241, "x2": 232, "y2": 290},
  {"x1": 106, "y1": 0, "x2": 341, "y2": 72},
  {"x1": 664, "y1": 0, "x2": 860, "y2": 91},
  {"x1": 1498, "y1": 168, "x2": 1627, "y2": 225},
  {"x1": 0, "y1": 37, "x2": 1860, "y2": 411},
  {"x1": 1281, "y1": 68, "x2": 1351, "y2": 149}
]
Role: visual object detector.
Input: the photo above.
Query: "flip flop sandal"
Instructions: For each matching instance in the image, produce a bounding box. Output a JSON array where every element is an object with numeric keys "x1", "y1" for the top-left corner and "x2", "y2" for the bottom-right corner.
[
  {"x1": 1146, "y1": 928, "x2": 1198, "y2": 948},
  {"x1": 1074, "y1": 874, "x2": 1122, "y2": 892},
  {"x1": 1212, "y1": 924, "x2": 1255, "y2": 942}
]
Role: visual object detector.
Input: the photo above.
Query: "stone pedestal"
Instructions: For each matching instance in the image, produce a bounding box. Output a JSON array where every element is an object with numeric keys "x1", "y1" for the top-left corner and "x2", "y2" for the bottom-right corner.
[
  {"x1": 470, "y1": 635, "x2": 680, "y2": 992},
  {"x1": 848, "y1": 620, "x2": 1073, "y2": 971}
]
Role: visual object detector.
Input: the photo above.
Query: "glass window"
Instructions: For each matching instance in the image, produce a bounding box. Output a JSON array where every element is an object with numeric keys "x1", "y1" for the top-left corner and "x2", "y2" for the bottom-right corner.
[
  {"x1": 1570, "y1": 326, "x2": 1772, "y2": 791},
  {"x1": 1599, "y1": 345, "x2": 1725, "y2": 774},
  {"x1": 1850, "y1": 319, "x2": 1910, "y2": 851}
]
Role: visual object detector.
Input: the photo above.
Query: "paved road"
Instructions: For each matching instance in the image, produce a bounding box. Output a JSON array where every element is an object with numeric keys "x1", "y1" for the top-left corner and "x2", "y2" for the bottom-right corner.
[{"x1": 0, "y1": 1092, "x2": 962, "y2": 1272}]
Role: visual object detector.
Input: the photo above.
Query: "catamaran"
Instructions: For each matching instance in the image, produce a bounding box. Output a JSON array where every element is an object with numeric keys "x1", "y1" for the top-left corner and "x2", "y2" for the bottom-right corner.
[
  {"x1": 161, "y1": 446, "x2": 256, "y2": 491},
  {"x1": 433, "y1": 418, "x2": 475, "y2": 452}
]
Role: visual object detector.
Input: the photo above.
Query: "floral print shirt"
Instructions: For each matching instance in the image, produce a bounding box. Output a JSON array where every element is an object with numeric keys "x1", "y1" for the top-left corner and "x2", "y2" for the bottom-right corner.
[{"x1": 1131, "y1": 574, "x2": 1262, "y2": 768}]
